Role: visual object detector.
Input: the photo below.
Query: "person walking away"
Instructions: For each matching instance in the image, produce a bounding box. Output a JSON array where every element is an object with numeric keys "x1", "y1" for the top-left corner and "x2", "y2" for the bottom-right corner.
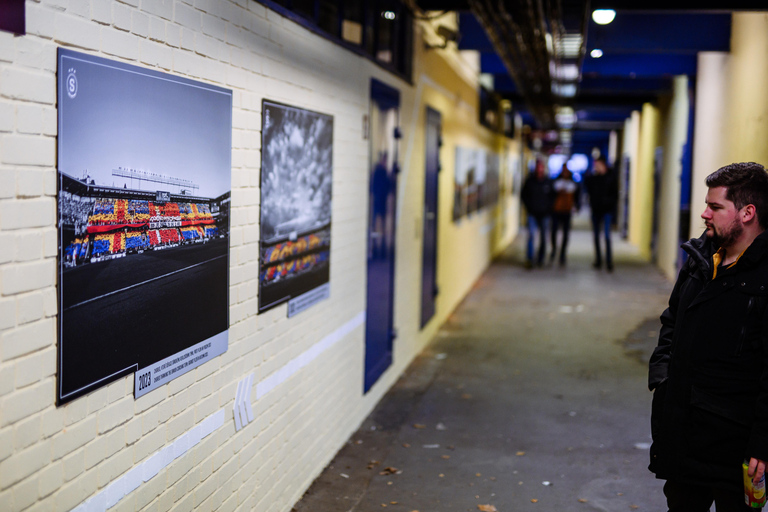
[
  {"x1": 550, "y1": 164, "x2": 580, "y2": 266},
  {"x1": 584, "y1": 157, "x2": 618, "y2": 271},
  {"x1": 648, "y1": 162, "x2": 768, "y2": 511},
  {"x1": 521, "y1": 160, "x2": 553, "y2": 268}
]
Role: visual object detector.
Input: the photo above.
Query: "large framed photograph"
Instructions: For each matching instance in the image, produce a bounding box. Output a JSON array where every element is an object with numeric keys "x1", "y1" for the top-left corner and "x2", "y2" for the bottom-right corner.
[
  {"x1": 453, "y1": 146, "x2": 474, "y2": 221},
  {"x1": 57, "y1": 49, "x2": 232, "y2": 405},
  {"x1": 259, "y1": 101, "x2": 333, "y2": 315},
  {"x1": 453, "y1": 147, "x2": 500, "y2": 222}
]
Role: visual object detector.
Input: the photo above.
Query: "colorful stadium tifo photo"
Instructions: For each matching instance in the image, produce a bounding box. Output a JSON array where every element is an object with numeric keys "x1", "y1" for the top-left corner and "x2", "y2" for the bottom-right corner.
[
  {"x1": 260, "y1": 230, "x2": 331, "y2": 285},
  {"x1": 56, "y1": 48, "x2": 232, "y2": 405},
  {"x1": 62, "y1": 197, "x2": 221, "y2": 264}
]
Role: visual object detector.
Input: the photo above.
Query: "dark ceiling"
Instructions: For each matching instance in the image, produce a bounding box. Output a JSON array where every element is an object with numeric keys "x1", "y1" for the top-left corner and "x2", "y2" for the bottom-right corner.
[{"x1": 415, "y1": 1, "x2": 767, "y2": 155}]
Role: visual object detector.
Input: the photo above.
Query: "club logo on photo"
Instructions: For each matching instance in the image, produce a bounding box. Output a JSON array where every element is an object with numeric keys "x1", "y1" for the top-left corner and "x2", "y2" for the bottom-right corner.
[{"x1": 66, "y1": 68, "x2": 78, "y2": 99}]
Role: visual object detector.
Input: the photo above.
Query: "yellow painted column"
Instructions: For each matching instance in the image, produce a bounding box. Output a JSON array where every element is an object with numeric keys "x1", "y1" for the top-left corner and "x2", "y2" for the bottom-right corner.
[
  {"x1": 690, "y1": 52, "x2": 730, "y2": 240},
  {"x1": 630, "y1": 103, "x2": 660, "y2": 260},
  {"x1": 727, "y1": 13, "x2": 768, "y2": 165},
  {"x1": 657, "y1": 76, "x2": 689, "y2": 280}
]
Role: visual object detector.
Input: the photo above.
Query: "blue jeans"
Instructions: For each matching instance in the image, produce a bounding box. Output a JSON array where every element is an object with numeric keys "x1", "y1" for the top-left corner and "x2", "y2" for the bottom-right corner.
[
  {"x1": 591, "y1": 212, "x2": 613, "y2": 268},
  {"x1": 550, "y1": 212, "x2": 572, "y2": 264},
  {"x1": 527, "y1": 215, "x2": 548, "y2": 265}
]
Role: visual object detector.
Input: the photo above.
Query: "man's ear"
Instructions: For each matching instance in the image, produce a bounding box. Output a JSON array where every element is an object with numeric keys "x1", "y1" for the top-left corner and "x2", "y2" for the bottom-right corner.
[{"x1": 742, "y1": 204, "x2": 757, "y2": 223}]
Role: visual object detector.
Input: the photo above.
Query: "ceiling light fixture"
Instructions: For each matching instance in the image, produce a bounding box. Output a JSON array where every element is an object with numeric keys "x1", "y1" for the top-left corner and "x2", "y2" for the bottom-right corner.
[
  {"x1": 382, "y1": 11, "x2": 396, "y2": 20},
  {"x1": 592, "y1": 9, "x2": 616, "y2": 25},
  {"x1": 590, "y1": 49, "x2": 604, "y2": 58}
]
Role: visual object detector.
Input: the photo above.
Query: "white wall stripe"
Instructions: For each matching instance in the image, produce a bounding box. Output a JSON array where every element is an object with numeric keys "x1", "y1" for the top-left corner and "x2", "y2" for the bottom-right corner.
[
  {"x1": 256, "y1": 311, "x2": 366, "y2": 399},
  {"x1": 70, "y1": 409, "x2": 226, "y2": 512}
]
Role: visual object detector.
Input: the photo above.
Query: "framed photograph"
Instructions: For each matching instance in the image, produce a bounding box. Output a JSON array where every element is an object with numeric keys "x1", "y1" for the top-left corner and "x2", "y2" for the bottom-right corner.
[
  {"x1": 453, "y1": 146, "x2": 473, "y2": 221},
  {"x1": 453, "y1": 147, "x2": 500, "y2": 221},
  {"x1": 259, "y1": 101, "x2": 333, "y2": 315},
  {"x1": 57, "y1": 49, "x2": 232, "y2": 404},
  {"x1": 482, "y1": 151, "x2": 500, "y2": 208}
]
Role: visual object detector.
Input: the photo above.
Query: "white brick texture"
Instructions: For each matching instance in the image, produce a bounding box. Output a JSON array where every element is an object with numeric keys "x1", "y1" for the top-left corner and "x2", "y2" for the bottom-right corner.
[
  {"x1": 54, "y1": 13, "x2": 101, "y2": 51},
  {"x1": 0, "y1": 67, "x2": 55, "y2": 104}
]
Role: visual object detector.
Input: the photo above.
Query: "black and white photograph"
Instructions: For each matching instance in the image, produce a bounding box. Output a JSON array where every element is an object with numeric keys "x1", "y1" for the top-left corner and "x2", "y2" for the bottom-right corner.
[
  {"x1": 259, "y1": 101, "x2": 333, "y2": 313},
  {"x1": 57, "y1": 49, "x2": 232, "y2": 404}
]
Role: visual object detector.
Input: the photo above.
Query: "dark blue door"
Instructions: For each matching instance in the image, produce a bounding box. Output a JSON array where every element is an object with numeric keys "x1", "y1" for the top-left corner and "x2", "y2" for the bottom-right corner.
[
  {"x1": 421, "y1": 107, "x2": 441, "y2": 328},
  {"x1": 365, "y1": 79, "x2": 400, "y2": 393}
]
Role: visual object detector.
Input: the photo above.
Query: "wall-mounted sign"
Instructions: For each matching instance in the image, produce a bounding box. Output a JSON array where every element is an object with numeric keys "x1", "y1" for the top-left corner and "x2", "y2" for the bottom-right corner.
[
  {"x1": 259, "y1": 101, "x2": 333, "y2": 314},
  {"x1": 56, "y1": 48, "x2": 232, "y2": 405}
]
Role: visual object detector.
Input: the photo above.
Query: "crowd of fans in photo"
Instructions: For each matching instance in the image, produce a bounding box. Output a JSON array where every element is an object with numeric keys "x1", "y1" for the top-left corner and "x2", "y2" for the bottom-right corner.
[
  {"x1": 62, "y1": 196, "x2": 222, "y2": 266},
  {"x1": 259, "y1": 231, "x2": 330, "y2": 285}
]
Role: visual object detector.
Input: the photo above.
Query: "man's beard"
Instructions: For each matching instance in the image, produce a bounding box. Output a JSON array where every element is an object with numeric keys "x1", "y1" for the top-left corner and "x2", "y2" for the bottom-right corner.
[{"x1": 708, "y1": 217, "x2": 744, "y2": 248}]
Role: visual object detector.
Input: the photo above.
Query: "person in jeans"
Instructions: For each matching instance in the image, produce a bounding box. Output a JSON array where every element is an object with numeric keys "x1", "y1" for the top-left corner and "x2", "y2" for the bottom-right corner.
[
  {"x1": 521, "y1": 159, "x2": 553, "y2": 268},
  {"x1": 549, "y1": 164, "x2": 580, "y2": 266},
  {"x1": 584, "y1": 157, "x2": 618, "y2": 271}
]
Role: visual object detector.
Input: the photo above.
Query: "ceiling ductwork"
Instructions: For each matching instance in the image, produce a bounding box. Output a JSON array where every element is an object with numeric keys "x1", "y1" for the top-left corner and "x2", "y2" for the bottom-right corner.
[{"x1": 466, "y1": 0, "x2": 588, "y2": 130}]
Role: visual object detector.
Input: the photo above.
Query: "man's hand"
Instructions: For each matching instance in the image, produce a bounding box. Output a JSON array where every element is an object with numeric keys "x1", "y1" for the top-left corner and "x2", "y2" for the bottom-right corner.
[{"x1": 748, "y1": 457, "x2": 766, "y2": 485}]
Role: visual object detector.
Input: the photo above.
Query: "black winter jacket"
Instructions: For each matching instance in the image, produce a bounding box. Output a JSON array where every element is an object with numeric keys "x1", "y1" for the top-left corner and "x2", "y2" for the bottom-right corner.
[
  {"x1": 521, "y1": 174, "x2": 554, "y2": 217},
  {"x1": 649, "y1": 229, "x2": 768, "y2": 491},
  {"x1": 584, "y1": 170, "x2": 618, "y2": 216}
]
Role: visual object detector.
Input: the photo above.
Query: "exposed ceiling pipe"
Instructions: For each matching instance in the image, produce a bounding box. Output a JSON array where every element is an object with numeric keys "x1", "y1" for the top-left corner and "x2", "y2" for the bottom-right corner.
[{"x1": 468, "y1": 0, "x2": 558, "y2": 128}]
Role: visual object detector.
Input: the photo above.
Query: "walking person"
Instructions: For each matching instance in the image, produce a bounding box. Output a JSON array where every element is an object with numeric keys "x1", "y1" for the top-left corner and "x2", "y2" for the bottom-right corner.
[
  {"x1": 549, "y1": 164, "x2": 580, "y2": 266},
  {"x1": 648, "y1": 162, "x2": 768, "y2": 511},
  {"x1": 521, "y1": 159, "x2": 553, "y2": 268},
  {"x1": 584, "y1": 157, "x2": 618, "y2": 271}
]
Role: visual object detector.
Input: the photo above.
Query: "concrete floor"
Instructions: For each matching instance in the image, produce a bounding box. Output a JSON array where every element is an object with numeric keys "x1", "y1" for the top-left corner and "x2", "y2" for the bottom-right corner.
[{"x1": 293, "y1": 225, "x2": 674, "y2": 512}]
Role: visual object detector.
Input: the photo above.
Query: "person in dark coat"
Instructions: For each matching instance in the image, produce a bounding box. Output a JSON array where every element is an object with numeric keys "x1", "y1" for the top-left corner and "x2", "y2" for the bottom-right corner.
[
  {"x1": 549, "y1": 163, "x2": 580, "y2": 266},
  {"x1": 648, "y1": 162, "x2": 768, "y2": 511},
  {"x1": 584, "y1": 157, "x2": 619, "y2": 271},
  {"x1": 520, "y1": 159, "x2": 553, "y2": 268}
]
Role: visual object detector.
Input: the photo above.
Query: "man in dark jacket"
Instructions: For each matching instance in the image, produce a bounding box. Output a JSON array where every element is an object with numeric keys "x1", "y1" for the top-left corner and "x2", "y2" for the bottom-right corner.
[
  {"x1": 521, "y1": 159, "x2": 553, "y2": 268},
  {"x1": 584, "y1": 157, "x2": 619, "y2": 271},
  {"x1": 649, "y1": 162, "x2": 768, "y2": 511}
]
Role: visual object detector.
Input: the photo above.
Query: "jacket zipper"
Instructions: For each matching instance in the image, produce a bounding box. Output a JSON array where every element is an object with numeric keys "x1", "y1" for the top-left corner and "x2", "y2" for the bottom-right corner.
[{"x1": 736, "y1": 296, "x2": 756, "y2": 356}]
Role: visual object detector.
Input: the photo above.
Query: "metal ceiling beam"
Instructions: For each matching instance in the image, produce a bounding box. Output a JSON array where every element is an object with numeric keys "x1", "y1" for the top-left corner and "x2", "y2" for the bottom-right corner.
[{"x1": 467, "y1": 0, "x2": 572, "y2": 128}]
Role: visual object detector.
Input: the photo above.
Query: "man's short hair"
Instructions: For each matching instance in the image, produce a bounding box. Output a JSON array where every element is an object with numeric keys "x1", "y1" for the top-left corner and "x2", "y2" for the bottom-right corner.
[{"x1": 706, "y1": 162, "x2": 768, "y2": 228}]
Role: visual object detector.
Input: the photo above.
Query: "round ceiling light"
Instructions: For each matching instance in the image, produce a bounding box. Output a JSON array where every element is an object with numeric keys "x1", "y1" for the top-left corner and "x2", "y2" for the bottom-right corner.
[
  {"x1": 592, "y1": 9, "x2": 616, "y2": 25},
  {"x1": 590, "y1": 49, "x2": 604, "y2": 58}
]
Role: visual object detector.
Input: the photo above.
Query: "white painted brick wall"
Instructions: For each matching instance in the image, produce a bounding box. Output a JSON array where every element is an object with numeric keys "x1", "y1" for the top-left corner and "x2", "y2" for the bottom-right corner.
[
  {"x1": 54, "y1": 12, "x2": 101, "y2": 51},
  {"x1": 0, "y1": 2, "x2": 519, "y2": 512},
  {"x1": 0, "y1": 67, "x2": 55, "y2": 104},
  {"x1": 102, "y1": 27, "x2": 139, "y2": 60}
]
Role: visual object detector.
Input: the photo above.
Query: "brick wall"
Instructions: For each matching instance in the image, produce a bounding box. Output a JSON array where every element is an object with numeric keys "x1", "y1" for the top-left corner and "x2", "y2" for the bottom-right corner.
[{"x1": 0, "y1": 2, "x2": 520, "y2": 511}]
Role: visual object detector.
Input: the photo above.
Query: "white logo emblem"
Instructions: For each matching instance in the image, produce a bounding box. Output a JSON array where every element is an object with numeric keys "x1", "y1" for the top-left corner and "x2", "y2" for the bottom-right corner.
[{"x1": 66, "y1": 71, "x2": 78, "y2": 99}]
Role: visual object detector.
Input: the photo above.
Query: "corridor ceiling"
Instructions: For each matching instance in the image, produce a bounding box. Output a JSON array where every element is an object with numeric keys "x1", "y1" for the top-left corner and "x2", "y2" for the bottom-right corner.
[{"x1": 415, "y1": 1, "x2": 767, "y2": 155}]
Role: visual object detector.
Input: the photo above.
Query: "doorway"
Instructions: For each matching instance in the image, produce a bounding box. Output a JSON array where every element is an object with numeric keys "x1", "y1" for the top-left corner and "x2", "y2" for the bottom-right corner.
[
  {"x1": 364, "y1": 79, "x2": 400, "y2": 393},
  {"x1": 421, "y1": 107, "x2": 441, "y2": 328}
]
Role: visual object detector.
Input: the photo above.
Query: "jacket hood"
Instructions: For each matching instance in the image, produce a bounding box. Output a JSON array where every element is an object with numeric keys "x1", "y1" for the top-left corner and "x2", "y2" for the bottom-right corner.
[{"x1": 682, "y1": 231, "x2": 714, "y2": 277}]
